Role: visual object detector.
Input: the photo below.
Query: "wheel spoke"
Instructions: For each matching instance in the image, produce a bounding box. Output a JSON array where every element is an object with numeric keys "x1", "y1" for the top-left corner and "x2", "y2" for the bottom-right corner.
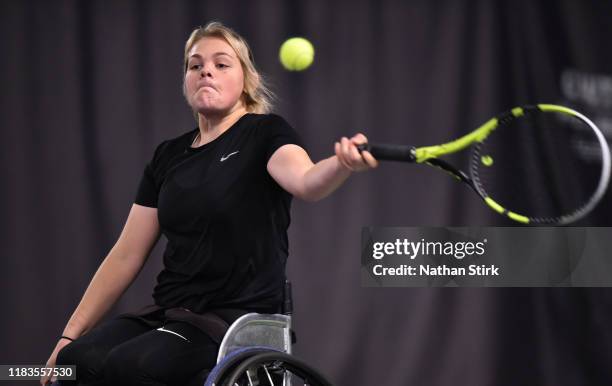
[{"x1": 263, "y1": 365, "x2": 275, "y2": 386}]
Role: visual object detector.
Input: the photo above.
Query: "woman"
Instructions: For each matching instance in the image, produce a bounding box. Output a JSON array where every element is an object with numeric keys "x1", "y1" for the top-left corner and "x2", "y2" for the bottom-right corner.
[{"x1": 42, "y1": 21, "x2": 377, "y2": 386}]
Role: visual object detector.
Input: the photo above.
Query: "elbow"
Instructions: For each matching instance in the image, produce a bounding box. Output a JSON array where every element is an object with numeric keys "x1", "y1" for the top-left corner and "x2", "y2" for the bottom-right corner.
[
  {"x1": 291, "y1": 169, "x2": 329, "y2": 202},
  {"x1": 295, "y1": 189, "x2": 327, "y2": 202}
]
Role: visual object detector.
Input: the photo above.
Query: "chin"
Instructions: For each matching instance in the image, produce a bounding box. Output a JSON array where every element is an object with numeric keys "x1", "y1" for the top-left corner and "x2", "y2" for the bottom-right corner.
[
  {"x1": 191, "y1": 99, "x2": 221, "y2": 113},
  {"x1": 195, "y1": 106, "x2": 231, "y2": 117}
]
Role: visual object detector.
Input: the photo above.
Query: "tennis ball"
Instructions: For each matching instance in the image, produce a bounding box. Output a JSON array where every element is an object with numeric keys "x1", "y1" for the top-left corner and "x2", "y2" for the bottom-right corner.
[
  {"x1": 279, "y1": 37, "x2": 314, "y2": 71},
  {"x1": 481, "y1": 155, "x2": 494, "y2": 166}
]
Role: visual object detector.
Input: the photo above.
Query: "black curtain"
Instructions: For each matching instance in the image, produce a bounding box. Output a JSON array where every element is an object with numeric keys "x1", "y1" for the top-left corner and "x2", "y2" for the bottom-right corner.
[{"x1": 1, "y1": 1, "x2": 611, "y2": 385}]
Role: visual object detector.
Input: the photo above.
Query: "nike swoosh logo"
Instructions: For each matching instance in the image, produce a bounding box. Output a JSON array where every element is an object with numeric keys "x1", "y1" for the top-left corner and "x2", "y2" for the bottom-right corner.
[{"x1": 220, "y1": 151, "x2": 239, "y2": 162}]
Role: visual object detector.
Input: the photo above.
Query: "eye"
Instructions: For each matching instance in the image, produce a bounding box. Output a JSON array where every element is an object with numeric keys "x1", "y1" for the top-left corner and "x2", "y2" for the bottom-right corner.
[
  {"x1": 189, "y1": 64, "x2": 203, "y2": 70},
  {"x1": 216, "y1": 63, "x2": 229, "y2": 69}
]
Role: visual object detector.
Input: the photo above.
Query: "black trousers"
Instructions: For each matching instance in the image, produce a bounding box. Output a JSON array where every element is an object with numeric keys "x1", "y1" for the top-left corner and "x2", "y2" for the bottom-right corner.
[{"x1": 56, "y1": 317, "x2": 218, "y2": 386}]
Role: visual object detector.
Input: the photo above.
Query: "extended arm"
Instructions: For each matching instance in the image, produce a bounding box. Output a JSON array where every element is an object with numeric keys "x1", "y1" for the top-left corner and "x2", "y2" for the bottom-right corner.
[{"x1": 267, "y1": 134, "x2": 377, "y2": 202}]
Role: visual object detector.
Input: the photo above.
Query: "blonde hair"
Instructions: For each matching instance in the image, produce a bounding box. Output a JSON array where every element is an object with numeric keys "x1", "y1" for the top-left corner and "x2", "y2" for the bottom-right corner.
[{"x1": 183, "y1": 21, "x2": 274, "y2": 114}]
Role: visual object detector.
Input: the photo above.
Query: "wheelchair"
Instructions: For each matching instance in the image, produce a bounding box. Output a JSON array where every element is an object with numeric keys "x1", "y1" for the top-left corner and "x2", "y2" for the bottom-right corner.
[
  {"x1": 50, "y1": 282, "x2": 332, "y2": 386},
  {"x1": 202, "y1": 281, "x2": 331, "y2": 386}
]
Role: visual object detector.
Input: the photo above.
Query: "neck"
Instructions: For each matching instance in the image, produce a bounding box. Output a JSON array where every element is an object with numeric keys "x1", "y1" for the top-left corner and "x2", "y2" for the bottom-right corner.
[{"x1": 195, "y1": 105, "x2": 247, "y2": 146}]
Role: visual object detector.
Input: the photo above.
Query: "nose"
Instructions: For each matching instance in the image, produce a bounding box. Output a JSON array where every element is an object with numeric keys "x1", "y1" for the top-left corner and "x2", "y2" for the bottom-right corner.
[{"x1": 200, "y1": 63, "x2": 213, "y2": 78}]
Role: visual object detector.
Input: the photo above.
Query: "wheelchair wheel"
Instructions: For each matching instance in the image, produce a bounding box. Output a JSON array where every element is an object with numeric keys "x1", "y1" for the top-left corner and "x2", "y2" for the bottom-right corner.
[
  {"x1": 221, "y1": 351, "x2": 332, "y2": 386},
  {"x1": 204, "y1": 347, "x2": 283, "y2": 386}
]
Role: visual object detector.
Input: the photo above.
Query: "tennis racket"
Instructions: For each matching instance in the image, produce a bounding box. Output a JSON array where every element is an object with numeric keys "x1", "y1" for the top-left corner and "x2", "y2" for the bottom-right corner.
[{"x1": 358, "y1": 104, "x2": 611, "y2": 225}]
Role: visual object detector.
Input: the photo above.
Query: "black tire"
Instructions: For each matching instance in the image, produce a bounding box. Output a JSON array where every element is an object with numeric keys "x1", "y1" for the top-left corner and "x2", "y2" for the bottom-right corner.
[{"x1": 221, "y1": 351, "x2": 333, "y2": 386}]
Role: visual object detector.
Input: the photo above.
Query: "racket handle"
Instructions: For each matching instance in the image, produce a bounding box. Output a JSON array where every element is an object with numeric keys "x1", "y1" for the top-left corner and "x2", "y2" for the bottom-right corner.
[{"x1": 357, "y1": 143, "x2": 416, "y2": 162}]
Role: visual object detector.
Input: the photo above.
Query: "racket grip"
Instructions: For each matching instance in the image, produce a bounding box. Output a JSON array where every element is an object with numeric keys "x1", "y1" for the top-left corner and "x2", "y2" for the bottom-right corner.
[{"x1": 357, "y1": 143, "x2": 416, "y2": 162}]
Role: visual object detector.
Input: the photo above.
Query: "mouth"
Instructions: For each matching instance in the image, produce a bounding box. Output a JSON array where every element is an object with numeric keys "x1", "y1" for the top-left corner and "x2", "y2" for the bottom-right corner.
[{"x1": 198, "y1": 84, "x2": 216, "y2": 92}]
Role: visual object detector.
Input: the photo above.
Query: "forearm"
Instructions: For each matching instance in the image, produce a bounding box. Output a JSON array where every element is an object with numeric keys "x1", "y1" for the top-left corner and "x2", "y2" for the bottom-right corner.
[
  {"x1": 300, "y1": 155, "x2": 351, "y2": 201},
  {"x1": 61, "y1": 251, "x2": 144, "y2": 338},
  {"x1": 268, "y1": 136, "x2": 376, "y2": 202}
]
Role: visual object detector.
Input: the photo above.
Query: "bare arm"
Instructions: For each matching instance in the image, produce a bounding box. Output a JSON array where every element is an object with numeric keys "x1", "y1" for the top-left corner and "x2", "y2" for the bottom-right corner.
[
  {"x1": 42, "y1": 204, "x2": 160, "y2": 384},
  {"x1": 267, "y1": 134, "x2": 378, "y2": 202},
  {"x1": 62, "y1": 204, "x2": 160, "y2": 338}
]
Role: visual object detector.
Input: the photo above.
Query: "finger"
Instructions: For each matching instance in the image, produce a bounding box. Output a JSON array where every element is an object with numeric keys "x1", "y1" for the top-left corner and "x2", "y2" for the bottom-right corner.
[
  {"x1": 336, "y1": 140, "x2": 354, "y2": 171},
  {"x1": 349, "y1": 142, "x2": 365, "y2": 164},
  {"x1": 340, "y1": 137, "x2": 353, "y2": 166},
  {"x1": 361, "y1": 151, "x2": 379, "y2": 168},
  {"x1": 350, "y1": 133, "x2": 368, "y2": 145},
  {"x1": 341, "y1": 137, "x2": 350, "y2": 158}
]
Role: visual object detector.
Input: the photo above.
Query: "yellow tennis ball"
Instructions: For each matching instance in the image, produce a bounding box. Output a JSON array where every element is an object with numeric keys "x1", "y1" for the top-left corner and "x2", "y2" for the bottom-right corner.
[
  {"x1": 481, "y1": 155, "x2": 494, "y2": 166},
  {"x1": 279, "y1": 37, "x2": 314, "y2": 71}
]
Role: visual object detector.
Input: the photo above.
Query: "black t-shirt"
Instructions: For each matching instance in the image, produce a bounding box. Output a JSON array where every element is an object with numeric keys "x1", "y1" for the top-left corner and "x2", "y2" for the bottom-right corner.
[{"x1": 135, "y1": 113, "x2": 303, "y2": 313}]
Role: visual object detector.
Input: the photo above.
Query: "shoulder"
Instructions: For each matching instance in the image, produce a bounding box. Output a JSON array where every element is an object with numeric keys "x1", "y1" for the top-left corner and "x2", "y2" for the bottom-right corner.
[
  {"x1": 238, "y1": 113, "x2": 290, "y2": 128},
  {"x1": 152, "y1": 128, "x2": 197, "y2": 158},
  {"x1": 141, "y1": 128, "x2": 197, "y2": 172},
  {"x1": 161, "y1": 128, "x2": 198, "y2": 148},
  {"x1": 253, "y1": 113, "x2": 292, "y2": 128},
  {"x1": 245, "y1": 114, "x2": 304, "y2": 158},
  {"x1": 245, "y1": 113, "x2": 296, "y2": 137}
]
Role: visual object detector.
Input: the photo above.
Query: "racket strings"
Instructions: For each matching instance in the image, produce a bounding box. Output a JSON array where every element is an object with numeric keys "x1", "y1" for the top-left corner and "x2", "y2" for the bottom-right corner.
[{"x1": 470, "y1": 109, "x2": 605, "y2": 224}]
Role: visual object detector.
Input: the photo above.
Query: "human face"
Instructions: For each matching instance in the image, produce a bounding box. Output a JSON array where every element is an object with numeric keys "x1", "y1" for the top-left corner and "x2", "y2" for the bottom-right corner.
[{"x1": 184, "y1": 37, "x2": 245, "y2": 117}]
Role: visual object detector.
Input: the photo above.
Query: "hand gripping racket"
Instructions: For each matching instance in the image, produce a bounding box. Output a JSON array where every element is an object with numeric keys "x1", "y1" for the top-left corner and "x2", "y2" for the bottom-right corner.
[{"x1": 358, "y1": 104, "x2": 611, "y2": 225}]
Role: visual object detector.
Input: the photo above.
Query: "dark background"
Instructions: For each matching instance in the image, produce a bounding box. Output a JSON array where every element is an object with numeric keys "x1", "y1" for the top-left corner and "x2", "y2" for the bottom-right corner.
[{"x1": 2, "y1": 1, "x2": 612, "y2": 385}]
